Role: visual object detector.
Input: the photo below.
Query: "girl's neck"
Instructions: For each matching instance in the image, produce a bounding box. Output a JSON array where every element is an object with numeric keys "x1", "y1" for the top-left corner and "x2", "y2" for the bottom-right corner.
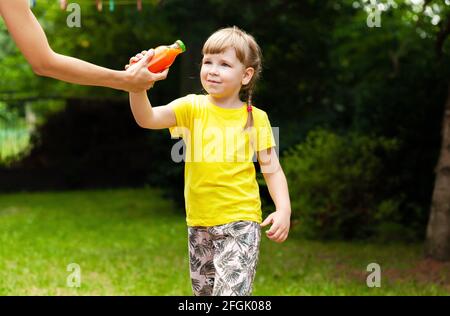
[{"x1": 207, "y1": 94, "x2": 243, "y2": 109}]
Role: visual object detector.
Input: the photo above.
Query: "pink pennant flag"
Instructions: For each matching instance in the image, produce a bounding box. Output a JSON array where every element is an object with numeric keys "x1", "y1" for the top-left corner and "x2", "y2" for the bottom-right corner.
[
  {"x1": 60, "y1": 0, "x2": 67, "y2": 10},
  {"x1": 137, "y1": 0, "x2": 142, "y2": 11},
  {"x1": 96, "y1": 0, "x2": 103, "y2": 12}
]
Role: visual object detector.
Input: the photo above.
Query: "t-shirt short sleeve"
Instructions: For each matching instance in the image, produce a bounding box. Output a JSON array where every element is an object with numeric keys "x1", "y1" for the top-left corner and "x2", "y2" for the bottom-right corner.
[
  {"x1": 168, "y1": 95, "x2": 194, "y2": 139},
  {"x1": 254, "y1": 112, "x2": 276, "y2": 152}
]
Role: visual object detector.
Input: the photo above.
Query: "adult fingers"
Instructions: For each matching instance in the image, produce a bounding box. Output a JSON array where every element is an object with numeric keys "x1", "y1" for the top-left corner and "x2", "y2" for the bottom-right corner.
[
  {"x1": 129, "y1": 56, "x2": 139, "y2": 65},
  {"x1": 141, "y1": 49, "x2": 155, "y2": 65}
]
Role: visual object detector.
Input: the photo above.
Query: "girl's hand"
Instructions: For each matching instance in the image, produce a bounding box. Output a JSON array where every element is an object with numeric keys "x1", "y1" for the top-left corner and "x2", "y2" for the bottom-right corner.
[{"x1": 260, "y1": 210, "x2": 291, "y2": 243}]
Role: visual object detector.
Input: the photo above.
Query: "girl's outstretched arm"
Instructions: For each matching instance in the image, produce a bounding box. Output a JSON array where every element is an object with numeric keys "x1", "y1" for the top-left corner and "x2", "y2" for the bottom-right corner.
[
  {"x1": 258, "y1": 147, "x2": 292, "y2": 243},
  {"x1": 126, "y1": 52, "x2": 175, "y2": 129},
  {"x1": 129, "y1": 89, "x2": 176, "y2": 129}
]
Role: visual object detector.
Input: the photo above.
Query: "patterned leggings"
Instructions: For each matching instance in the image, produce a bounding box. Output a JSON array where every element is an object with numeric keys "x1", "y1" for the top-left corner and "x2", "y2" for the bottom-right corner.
[{"x1": 188, "y1": 221, "x2": 261, "y2": 296}]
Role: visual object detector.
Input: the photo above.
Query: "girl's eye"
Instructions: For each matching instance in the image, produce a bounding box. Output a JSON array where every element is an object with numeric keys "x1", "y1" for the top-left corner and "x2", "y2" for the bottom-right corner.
[
  {"x1": 222, "y1": 63, "x2": 230, "y2": 67},
  {"x1": 203, "y1": 61, "x2": 211, "y2": 64}
]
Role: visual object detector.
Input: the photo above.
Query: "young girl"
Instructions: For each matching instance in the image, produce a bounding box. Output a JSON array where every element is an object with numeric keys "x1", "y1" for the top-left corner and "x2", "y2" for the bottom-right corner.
[{"x1": 127, "y1": 26, "x2": 291, "y2": 296}]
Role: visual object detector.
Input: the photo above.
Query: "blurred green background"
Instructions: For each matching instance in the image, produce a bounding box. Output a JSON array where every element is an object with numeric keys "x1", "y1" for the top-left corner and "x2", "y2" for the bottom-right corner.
[{"x1": 1, "y1": 0, "x2": 450, "y2": 295}]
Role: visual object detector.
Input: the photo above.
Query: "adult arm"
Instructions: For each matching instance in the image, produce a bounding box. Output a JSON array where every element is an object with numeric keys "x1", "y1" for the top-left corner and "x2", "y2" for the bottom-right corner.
[{"x1": 0, "y1": 0, "x2": 164, "y2": 92}]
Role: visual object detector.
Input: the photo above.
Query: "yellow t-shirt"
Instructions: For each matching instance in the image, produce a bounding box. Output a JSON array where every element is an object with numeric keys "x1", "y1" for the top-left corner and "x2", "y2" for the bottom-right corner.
[{"x1": 169, "y1": 94, "x2": 276, "y2": 227}]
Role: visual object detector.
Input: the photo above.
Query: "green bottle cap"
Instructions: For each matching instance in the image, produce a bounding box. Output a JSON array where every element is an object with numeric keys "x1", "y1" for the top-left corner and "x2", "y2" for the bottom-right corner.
[{"x1": 176, "y1": 40, "x2": 186, "y2": 52}]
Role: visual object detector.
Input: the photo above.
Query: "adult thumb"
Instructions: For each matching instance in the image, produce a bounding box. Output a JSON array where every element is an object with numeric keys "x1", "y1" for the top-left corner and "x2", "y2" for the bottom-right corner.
[{"x1": 260, "y1": 214, "x2": 273, "y2": 227}]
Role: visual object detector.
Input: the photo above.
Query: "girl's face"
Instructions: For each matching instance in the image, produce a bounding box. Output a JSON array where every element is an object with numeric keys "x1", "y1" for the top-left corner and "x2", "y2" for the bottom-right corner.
[{"x1": 201, "y1": 47, "x2": 254, "y2": 100}]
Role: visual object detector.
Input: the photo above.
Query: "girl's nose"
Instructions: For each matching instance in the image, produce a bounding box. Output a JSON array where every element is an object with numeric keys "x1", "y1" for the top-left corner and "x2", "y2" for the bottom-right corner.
[{"x1": 208, "y1": 65, "x2": 219, "y2": 76}]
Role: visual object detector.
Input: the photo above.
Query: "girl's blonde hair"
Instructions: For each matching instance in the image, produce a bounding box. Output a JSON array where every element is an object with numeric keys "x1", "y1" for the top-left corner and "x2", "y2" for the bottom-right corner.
[{"x1": 202, "y1": 26, "x2": 262, "y2": 131}]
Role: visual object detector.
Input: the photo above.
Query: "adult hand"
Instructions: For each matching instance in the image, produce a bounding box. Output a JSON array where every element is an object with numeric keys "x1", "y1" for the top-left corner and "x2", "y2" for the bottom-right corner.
[
  {"x1": 125, "y1": 50, "x2": 148, "y2": 70},
  {"x1": 124, "y1": 49, "x2": 169, "y2": 92}
]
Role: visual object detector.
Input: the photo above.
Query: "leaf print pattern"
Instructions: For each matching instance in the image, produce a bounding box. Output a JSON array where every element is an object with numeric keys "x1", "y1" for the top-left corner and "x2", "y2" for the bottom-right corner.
[
  {"x1": 215, "y1": 249, "x2": 237, "y2": 270},
  {"x1": 191, "y1": 278, "x2": 201, "y2": 293},
  {"x1": 194, "y1": 238, "x2": 213, "y2": 258},
  {"x1": 189, "y1": 252, "x2": 202, "y2": 272},
  {"x1": 225, "y1": 221, "x2": 248, "y2": 236},
  {"x1": 231, "y1": 280, "x2": 247, "y2": 296},
  {"x1": 187, "y1": 221, "x2": 261, "y2": 296},
  {"x1": 199, "y1": 259, "x2": 215, "y2": 277}
]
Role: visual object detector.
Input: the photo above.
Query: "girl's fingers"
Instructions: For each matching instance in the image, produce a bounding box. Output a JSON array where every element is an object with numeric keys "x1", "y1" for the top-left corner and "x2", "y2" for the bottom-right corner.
[
  {"x1": 260, "y1": 214, "x2": 273, "y2": 227},
  {"x1": 275, "y1": 233, "x2": 286, "y2": 243},
  {"x1": 270, "y1": 228, "x2": 283, "y2": 241},
  {"x1": 268, "y1": 228, "x2": 288, "y2": 242},
  {"x1": 266, "y1": 223, "x2": 280, "y2": 236},
  {"x1": 125, "y1": 64, "x2": 129, "y2": 70}
]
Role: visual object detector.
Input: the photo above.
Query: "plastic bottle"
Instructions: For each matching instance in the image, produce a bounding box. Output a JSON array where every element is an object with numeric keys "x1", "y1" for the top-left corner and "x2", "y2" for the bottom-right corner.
[{"x1": 132, "y1": 40, "x2": 186, "y2": 73}]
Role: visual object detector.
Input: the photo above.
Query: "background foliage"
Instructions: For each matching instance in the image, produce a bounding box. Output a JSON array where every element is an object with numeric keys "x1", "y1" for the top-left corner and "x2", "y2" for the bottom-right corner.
[{"x1": 1, "y1": 0, "x2": 449, "y2": 241}]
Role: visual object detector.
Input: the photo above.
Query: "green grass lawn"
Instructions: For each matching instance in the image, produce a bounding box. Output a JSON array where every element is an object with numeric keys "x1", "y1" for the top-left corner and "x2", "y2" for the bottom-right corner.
[{"x1": 0, "y1": 188, "x2": 449, "y2": 296}]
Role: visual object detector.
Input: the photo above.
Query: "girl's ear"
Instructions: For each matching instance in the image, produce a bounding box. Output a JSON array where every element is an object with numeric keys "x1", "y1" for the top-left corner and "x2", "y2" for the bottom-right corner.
[{"x1": 242, "y1": 67, "x2": 255, "y2": 85}]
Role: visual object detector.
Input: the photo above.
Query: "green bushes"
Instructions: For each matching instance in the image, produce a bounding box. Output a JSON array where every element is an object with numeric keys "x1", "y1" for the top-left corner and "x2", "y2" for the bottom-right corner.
[
  {"x1": 277, "y1": 128, "x2": 421, "y2": 241},
  {"x1": 0, "y1": 102, "x2": 31, "y2": 166},
  {"x1": 0, "y1": 98, "x2": 180, "y2": 191}
]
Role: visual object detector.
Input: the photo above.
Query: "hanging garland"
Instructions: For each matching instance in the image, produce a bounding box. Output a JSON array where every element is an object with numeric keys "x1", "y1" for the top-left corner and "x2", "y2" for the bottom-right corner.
[{"x1": 30, "y1": 0, "x2": 153, "y2": 12}]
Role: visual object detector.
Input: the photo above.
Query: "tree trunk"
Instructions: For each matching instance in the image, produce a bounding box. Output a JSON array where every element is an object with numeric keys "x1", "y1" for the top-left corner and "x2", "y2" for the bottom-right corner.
[{"x1": 425, "y1": 82, "x2": 450, "y2": 261}]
